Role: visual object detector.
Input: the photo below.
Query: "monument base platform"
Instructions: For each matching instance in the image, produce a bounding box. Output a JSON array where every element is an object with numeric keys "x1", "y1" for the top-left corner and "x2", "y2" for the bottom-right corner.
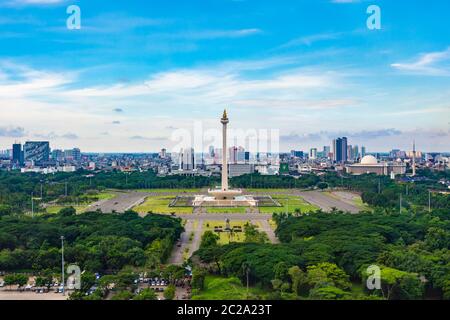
[{"x1": 192, "y1": 194, "x2": 257, "y2": 207}]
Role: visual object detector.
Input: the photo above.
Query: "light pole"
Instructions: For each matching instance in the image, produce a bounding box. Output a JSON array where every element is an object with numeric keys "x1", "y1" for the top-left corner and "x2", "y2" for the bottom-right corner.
[
  {"x1": 61, "y1": 236, "x2": 65, "y2": 296},
  {"x1": 31, "y1": 192, "x2": 34, "y2": 218},
  {"x1": 399, "y1": 194, "x2": 402, "y2": 214},
  {"x1": 428, "y1": 190, "x2": 431, "y2": 213}
]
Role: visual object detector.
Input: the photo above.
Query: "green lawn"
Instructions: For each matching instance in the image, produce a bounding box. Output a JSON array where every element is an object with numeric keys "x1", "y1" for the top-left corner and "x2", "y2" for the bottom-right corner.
[
  {"x1": 203, "y1": 220, "x2": 250, "y2": 244},
  {"x1": 191, "y1": 276, "x2": 268, "y2": 300},
  {"x1": 206, "y1": 207, "x2": 247, "y2": 214},
  {"x1": 246, "y1": 188, "x2": 296, "y2": 193},
  {"x1": 259, "y1": 195, "x2": 318, "y2": 214},
  {"x1": 86, "y1": 192, "x2": 116, "y2": 200},
  {"x1": 132, "y1": 195, "x2": 193, "y2": 214},
  {"x1": 45, "y1": 205, "x2": 89, "y2": 214},
  {"x1": 136, "y1": 188, "x2": 201, "y2": 193}
]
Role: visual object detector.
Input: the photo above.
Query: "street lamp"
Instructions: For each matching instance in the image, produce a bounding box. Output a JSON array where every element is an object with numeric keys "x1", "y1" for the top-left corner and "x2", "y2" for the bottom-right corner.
[{"x1": 61, "y1": 236, "x2": 65, "y2": 296}]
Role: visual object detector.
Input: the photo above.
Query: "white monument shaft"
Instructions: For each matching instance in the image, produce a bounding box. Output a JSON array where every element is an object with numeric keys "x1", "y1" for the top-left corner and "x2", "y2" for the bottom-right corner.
[{"x1": 221, "y1": 112, "x2": 229, "y2": 191}]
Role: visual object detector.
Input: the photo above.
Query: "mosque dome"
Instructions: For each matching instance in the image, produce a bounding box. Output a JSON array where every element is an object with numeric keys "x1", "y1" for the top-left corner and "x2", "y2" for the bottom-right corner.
[{"x1": 360, "y1": 155, "x2": 378, "y2": 165}]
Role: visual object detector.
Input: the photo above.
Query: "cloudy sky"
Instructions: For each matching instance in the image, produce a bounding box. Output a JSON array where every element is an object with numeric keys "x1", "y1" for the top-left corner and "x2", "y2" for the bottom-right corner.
[{"x1": 0, "y1": 0, "x2": 449, "y2": 153}]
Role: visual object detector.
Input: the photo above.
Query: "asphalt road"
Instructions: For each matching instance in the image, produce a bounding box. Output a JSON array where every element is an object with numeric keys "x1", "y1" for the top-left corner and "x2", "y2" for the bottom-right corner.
[
  {"x1": 168, "y1": 218, "x2": 204, "y2": 265},
  {"x1": 86, "y1": 191, "x2": 150, "y2": 213},
  {"x1": 297, "y1": 191, "x2": 360, "y2": 213}
]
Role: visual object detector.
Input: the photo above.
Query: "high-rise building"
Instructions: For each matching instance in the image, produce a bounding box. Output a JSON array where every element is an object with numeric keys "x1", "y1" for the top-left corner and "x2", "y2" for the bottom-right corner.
[
  {"x1": 342, "y1": 137, "x2": 348, "y2": 163},
  {"x1": 160, "y1": 148, "x2": 167, "y2": 158},
  {"x1": 12, "y1": 143, "x2": 22, "y2": 165},
  {"x1": 309, "y1": 148, "x2": 317, "y2": 160},
  {"x1": 229, "y1": 146, "x2": 238, "y2": 164},
  {"x1": 353, "y1": 145, "x2": 359, "y2": 160},
  {"x1": 63, "y1": 148, "x2": 81, "y2": 162},
  {"x1": 347, "y1": 145, "x2": 353, "y2": 161},
  {"x1": 323, "y1": 146, "x2": 331, "y2": 158},
  {"x1": 332, "y1": 137, "x2": 348, "y2": 163},
  {"x1": 209, "y1": 146, "x2": 215, "y2": 158},
  {"x1": 361, "y1": 146, "x2": 366, "y2": 157},
  {"x1": 52, "y1": 149, "x2": 64, "y2": 161},
  {"x1": 23, "y1": 141, "x2": 50, "y2": 164},
  {"x1": 180, "y1": 148, "x2": 195, "y2": 170}
]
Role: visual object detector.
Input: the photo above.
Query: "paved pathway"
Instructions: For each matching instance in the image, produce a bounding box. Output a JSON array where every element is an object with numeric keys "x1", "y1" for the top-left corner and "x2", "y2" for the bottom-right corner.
[
  {"x1": 168, "y1": 219, "x2": 204, "y2": 265},
  {"x1": 259, "y1": 219, "x2": 279, "y2": 244}
]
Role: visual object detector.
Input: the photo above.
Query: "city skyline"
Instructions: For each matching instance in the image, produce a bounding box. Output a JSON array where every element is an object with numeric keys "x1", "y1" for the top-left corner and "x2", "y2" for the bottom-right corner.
[{"x1": 0, "y1": 0, "x2": 449, "y2": 152}]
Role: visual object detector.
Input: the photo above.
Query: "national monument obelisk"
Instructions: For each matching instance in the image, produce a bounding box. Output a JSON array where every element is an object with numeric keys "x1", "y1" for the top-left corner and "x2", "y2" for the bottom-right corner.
[{"x1": 221, "y1": 110, "x2": 229, "y2": 191}]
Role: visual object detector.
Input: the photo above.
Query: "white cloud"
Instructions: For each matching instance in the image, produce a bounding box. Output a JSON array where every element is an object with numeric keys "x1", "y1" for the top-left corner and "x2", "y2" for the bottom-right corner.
[{"x1": 391, "y1": 48, "x2": 450, "y2": 76}]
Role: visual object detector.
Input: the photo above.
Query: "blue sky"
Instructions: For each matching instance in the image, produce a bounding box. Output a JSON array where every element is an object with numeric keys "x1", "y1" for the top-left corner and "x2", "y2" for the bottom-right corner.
[{"x1": 0, "y1": 0, "x2": 449, "y2": 152}]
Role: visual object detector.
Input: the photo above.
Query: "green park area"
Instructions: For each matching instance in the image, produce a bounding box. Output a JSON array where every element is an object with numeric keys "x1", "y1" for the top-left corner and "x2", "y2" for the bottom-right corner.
[
  {"x1": 206, "y1": 207, "x2": 247, "y2": 214},
  {"x1": 132, "y1": 195, "x2": 193, "y2": 214},
  {"x1": 246, "y1": 188, "x2": 296, "y2": 193},
  {"x1": 191, "y1": 276, "x2": 267, "y2": 300},
  {"x1": 258, "y1": 195, "x2": 318, "y2": 214},
  {"x1": 136, "y1": 188, "x2": 201, "y2": 193},
  {"x1": 203, "y1": 220, "x2": 258, "y2": 244}
]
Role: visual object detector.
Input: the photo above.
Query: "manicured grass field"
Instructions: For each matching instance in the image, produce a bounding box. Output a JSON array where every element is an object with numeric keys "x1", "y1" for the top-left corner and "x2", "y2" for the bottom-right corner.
[
  {"x1": 258, "y1": 195, "x2": 318, "y2": 214},
  {"x1": 132, "y1": 195, "x2": 193, "y2": 214},
  {"x1": 206, "y1": 207, "x2": 247, "y2": 214},
  {"x1": 203, "y1": 220, "x2": 250, "y2": 244},
  {"x1": 86, "y1": 192, "x2": 116, "y2": 200},
  {"x1": 246, "y1": 188, "x2": 296, "y2": 193},
  {"x1": 191, "y1": 276, "x2": 267, "y2": 300}
]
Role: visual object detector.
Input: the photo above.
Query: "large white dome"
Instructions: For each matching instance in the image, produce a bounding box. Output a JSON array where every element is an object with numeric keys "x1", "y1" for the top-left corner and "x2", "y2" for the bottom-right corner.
[{"x1": 360, "y1": 155, "x2": 378, "y2": 165}]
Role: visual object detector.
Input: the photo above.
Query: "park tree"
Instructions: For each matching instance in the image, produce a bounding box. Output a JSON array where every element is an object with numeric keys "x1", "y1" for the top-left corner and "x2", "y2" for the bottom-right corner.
[
  {"x1": 309, "y1": 286, "x2": 351, "y2": 300},
  {"x1": 134, "y1": 288, "x2": 157, "y2": 300},
  {"x1": 200, "y1": 231, "x2": 220, "y2": 248},
  {"x1": 164, "y1": 284, "x2": 176, "y2": 300},
  {"x1": 362, "y1": 266, "x2": 424, "y2": 300},
  {"x1": 4, "y1": 274, "x2": 28, "y2": 289},
  {"x1": 424, "y1": 227, "x2": 450, "y2": 251},
  {"x1": 307, "y1": 263, "x2": 351, "y2": 291},
  {"x1": 59, "y1": 207, "x2": 76, "y2": 216},
  {"x1": 288, "y1": 266, "x2": 308, "y2": 296},
  {"x1": 191, "y1": 268, "x2": 207, "y2": 290},
  {"x1": 111, "y1": 290, "x2": 134, "y2": 300},
  {"x1": 244, "y1": 224, "x2": 269, "y2": 244}
]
